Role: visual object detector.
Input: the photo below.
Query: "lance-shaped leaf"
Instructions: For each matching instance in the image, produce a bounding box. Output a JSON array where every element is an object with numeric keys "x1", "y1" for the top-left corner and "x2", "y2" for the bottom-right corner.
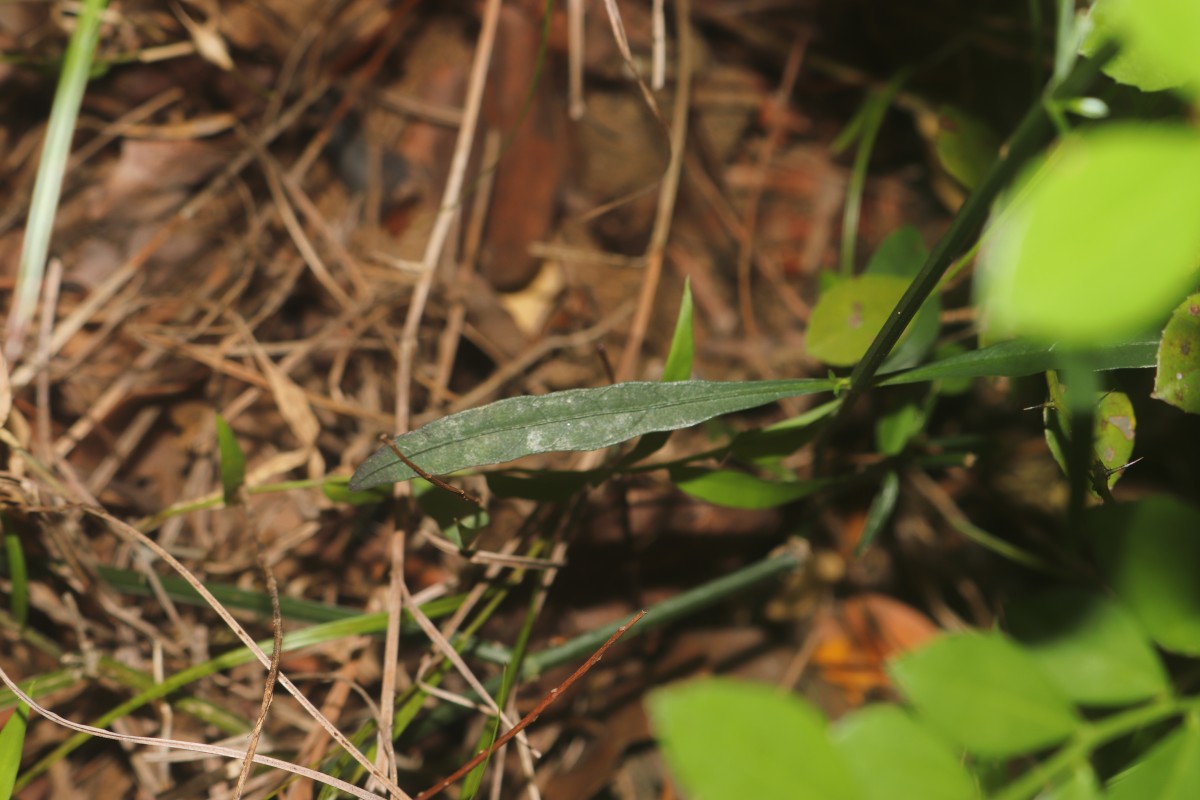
[
  {"x1": 351, "y1": 337, "x2": 1159, "y2": 490},
  {"x1": 350, "y1": 379, "x2": 834, "y2": 490}
]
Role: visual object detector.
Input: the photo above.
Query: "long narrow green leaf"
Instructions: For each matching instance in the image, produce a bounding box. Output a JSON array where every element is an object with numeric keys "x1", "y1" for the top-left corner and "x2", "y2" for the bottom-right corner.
[
  {"x1": 350, "y1": 379, "x2": 834, "y2": 490},
  {"x1": 878, "y1": 336, "x2": 1157, "y2": 385},
  {"x1": 352, "y1": 337, "x2": 1157, "y2": 490},
  {"x1": 4, "y1": 0, "x2": 108, "y2": 356}
]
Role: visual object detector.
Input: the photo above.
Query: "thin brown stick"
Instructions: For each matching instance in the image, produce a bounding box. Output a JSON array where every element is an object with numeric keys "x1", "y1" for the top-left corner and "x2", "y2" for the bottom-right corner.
[
  {"x1": 378, "y1": 434, "x2": 481, "y2": 507},
  {"x1": 413, "y1": 610, "x2": 648, "y2": 800},
  {"x1": 615, "y1": 0, "x2": 693, "y2": 382}
]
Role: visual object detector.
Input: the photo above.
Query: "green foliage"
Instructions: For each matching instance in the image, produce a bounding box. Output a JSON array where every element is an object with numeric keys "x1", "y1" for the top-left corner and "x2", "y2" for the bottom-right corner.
[
  {"x1": 1007, "y1": 589, "x2": 1169, "y2": 706},
  {"x1": 0, "y1": 703, "x2": 29, "y2": 800},
  {"x1": 977, "y1": 125, "x2": 1200, "y2": 345},
  {"x1": 1090, "y1": 498, "x2": 1200, "y2": 655},
  {"x1": 1084, "y1": 0, "x2": 1200, "y2": 94},
  {"x1": 832, "y1": 705, "x2": 979, "y2": 800},
  {"x1": 1043, "y1": 373, "x2": 1136, "y2": 491},
  {"x1": 1105, "y1": 721, "x2": 1200, "y2": 800},
  {"x1": 934, "y1": 106, "x2": 1000, "y2": 189},
  {"x1": 807, "y1": 274, "x2": 910, "y2": 366},
  {"x1": 649, "y1": 679, "x2": 861, "y2": 800},
  {"x1": 1154, "y1": 293, "x2": 1200, "y2": 413},
  {"x1": 890, "y1": 631, "x2": 1082, "y2": 756},
  {"x1": 342, "y1": 2, "x2": 1200, "y2": 795},
  {"x1": 668, "y1": 467, "x2": 827, "y2": 510},
  {"x1": 214, "y1": 413, "x2": 246, "y2": 506}
]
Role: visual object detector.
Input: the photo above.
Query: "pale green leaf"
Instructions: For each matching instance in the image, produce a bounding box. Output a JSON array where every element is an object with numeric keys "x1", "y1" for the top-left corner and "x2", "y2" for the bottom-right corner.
[
  {"x1": 934, "y1": 107, "x2": 1000, "y2": 189},
  {"x1": 1007, "y1": 589, "x2": 1168, "y2": 706},
  {"x1": 0, "y1": 702, "x2": 28, "y2": 800},
  {"x1": 650, "y1": 679, "x2": 862, "y2": 800},
  {"x1": 890, "y1": 631, "x2": 1081, "y2": 756},
  {"x1": 1106, "y1": 722, "x2": 1200, "y2": 800},
  {"x1": 1083, "y1": 0, "x2": 1200, "y2": 95},
  {"x1": 808, "y1": 275, "x2": 910, "y2": 366},
  {"x1": 670, "y1": 467, "x2": 828, "y2": 510},
  {"x1": 1153, "y1": 293, "x2": 1200, "y2": 414},
  {"x1": 977, "y1": 125, "x2": 1200, "y2": 344},
  {"x1": 1090, "y1": 498, "x2": 1200, "y2": 655},
  {"x1": 833, "y1": 705, "x2": 978, "y2": 800}
]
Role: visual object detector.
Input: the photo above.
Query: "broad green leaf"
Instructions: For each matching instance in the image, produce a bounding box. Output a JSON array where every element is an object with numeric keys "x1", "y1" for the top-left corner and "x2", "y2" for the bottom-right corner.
[
  {"x1": 649, "y1": 679, "x2": 862, "y2": 800},
  {"x1": 1153, "y1": 293, "x2": 1200, "y2": 414},
  {"x1": 934, "y1": 107, "x2": 1000, "y2": 189},
  {"x1": 352, "y1": 338, "x2": 1158, "y2": 490},
  {"x1": 876, "y1": 403, "x2": 926, "y2": 456},
  {"x1": 214, "y1": 413, "x2": 245, "y2": 505},
  {"x1": 1106, "y1": 721, "x2": 1200, "y2": 800},
  {"x1": 833, "y1": 705, "x2": 978, "y2": 800},
  {"x1": 866, "y1": 226, "x2": 926, "y2": 278},
  {"x1": 890, "y1": 631, "x2": 1081, "y2": 756},
  {"x1": 1084, "y1": 0, "x2": 1200, "y2": 95},
  {"x1": 1090, "y1": 498, "x2": 1200, "y2": 655},
  {"x1": 351, "y1": 379, "x2": 833, "y2": 490},
  {"x1": 669, "y1": 466, "x2": 828, "y2": 510},
  {"x1": 0, "y1": 702, "x2": 28, "y2": 800},
  {"x1": 977, "y1": 125, "x2": 1200, "y2": 345},
  {"x1": 857, "y1": 470, "x2": 900, "y2": 555},
  {"x1": 866, "y1": 227, "x2": 941, "y2": 371},
  {"x1": 1007, "y1": 589, "x2": 1168, "y2": 706},
  {"x1": 1122, "y1": 0, "x2": 1200, "y2": 96},
  {"x1": 808, "y1": 275, "x2": 910, "y2": 366},
  {"x1": 1082, "y1": 0, "x2": 1188, "y2": 92}
]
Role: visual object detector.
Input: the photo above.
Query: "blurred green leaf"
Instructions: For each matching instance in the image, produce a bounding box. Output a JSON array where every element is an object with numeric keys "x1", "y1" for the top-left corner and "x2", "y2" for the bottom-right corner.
[
  {"x1": 890, "y1": 631, "x2": 1081, "y2": 756},
  {"x1": 833, "y1": 705, "x2": 978, "y2": 800},
  {"x1": 1007, "y1": 589, "x2": 1169, "y2": 706},
  {"x1": 215, "y1": 414, "x2": 245, "y2": 506},
  {"x1": 2, "y1": 517, "x2": 27, "y2": 627},
  {"x1": 650, "y1": 679, "x2": 862, "y2": 800},
  {"x1": 934, "y1": 107, "x2": 1000, "y2": 189},
  {"x1": 321, "y1": 475, "x2": 390, "y2": 507},
  {"x1": 808, "y1": 275, "x2": 910, "y2": 366},
  {"x1": 1040, "y1": 763, "x2": 1104, "y2": 800},
  {"x1": 1153, "y1": 293, "x2": 1200, "y2": 414},
  {"x1": 977, "y1": 125, "x2": 1200, "y2": 345},
  {"x1": 1090, "y1": 498, "x2": 1200, "y2": 655},
  {"x1": 669, "y1": 466, "x2": 828, "y2": 510},
  {"x1": 1106, "y1": 721, "x2": 1200, "y2": 800},
  {"x1": 876, "y1": 403, "x2": 926, "y2": 456},
  {"x1": 1084, "y1": 0, "x2": 1200, "y2": 95},
  {"x1": 0, "y1": 702, "x2": 28, "y2": 800},
  {"x1": 857, "y1": 471, "x2": 900, "y2": 555},
  {"x1": 729, "y1": 399, "x2": 841, "y2": 461}
]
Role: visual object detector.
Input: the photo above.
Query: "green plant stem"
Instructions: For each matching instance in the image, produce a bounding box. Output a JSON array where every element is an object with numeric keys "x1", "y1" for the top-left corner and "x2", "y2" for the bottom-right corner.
[
  {"x1": 829, "y1": 43, "x2": 1119, "y2": 436},
  {"x1": 995, "y1": 694, "x2": 1200, "y2": 800}
]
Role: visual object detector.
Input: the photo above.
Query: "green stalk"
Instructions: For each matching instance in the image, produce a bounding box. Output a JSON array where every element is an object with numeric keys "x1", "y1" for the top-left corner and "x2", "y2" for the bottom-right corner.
[{"x1": 834, "y1": 43, "x2": 1119, "y2": 422}]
